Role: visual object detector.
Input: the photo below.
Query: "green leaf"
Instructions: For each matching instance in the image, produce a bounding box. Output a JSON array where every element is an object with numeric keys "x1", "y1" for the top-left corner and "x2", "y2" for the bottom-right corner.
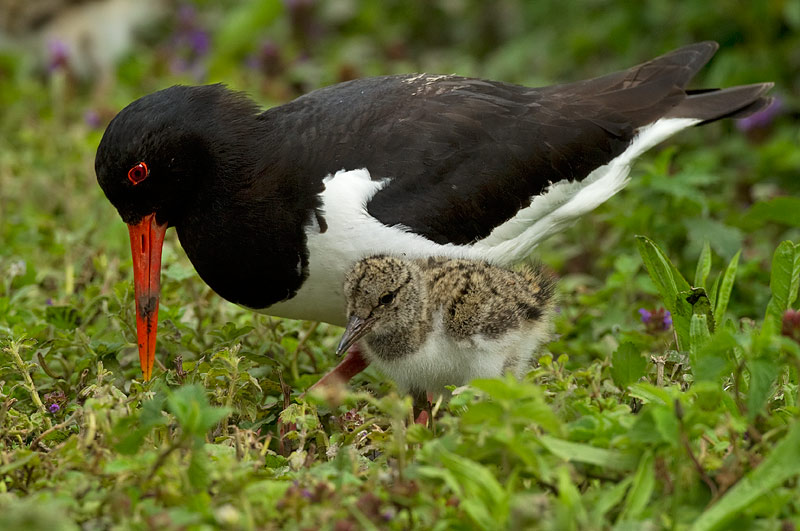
[
  {"x1": 539, "y1": 435, "x2": 637, "y2": 471},
  {"x1": 743, "y1": 197, "x2": 800, "y2": 228},
  {"x1": 694, "y1": 241, "x2": 712, "y2": 288},
  {"x1": 636, "y1": 235, "x2": 692, "y2": 349},
  {"x1": 556, "y1": 465, "x2": 588, "y2": 528},
  {"x1": 425, "y1": 446, "x2": 510, "y2": 530},
  {"x1": 713, "y1": 250, "x2": 740, "y2": 323},
  {"x1": 689, "y1": 314, "x2": 712, "y2": 362},
  {"x1": 745, "y1": 358, "x2": 780, "y2": 420},
  {"x1": 765, "y1": 241, "x2": 800, "y2": 333},
  {"x1": 610, "y1": 342, "x2": 648, "y2": 389},
  {"x1": 684, "y1": 218, "x2": 743, "y2": 261},
  {"x1": 691, "y1": 422, "x2": 800, "y2": 531},
  {"x1": 692, "y1": 330, "x2": 737, "y2": 382},
  {"x1": 618, "y1": 451, "x2": 655, "y2": 522},
  {"x1": 44, "y1": 306, "x2": 82, "y2": 330},
  {"x1": 167, "y1": 384, "x2": 230, "y2": 437},
  {"x1": 628, "y1": 383, "x2": 673, "y2": 406},
  {"x1": 591, "y1": 476, "x2": 633, "y2": 521}
]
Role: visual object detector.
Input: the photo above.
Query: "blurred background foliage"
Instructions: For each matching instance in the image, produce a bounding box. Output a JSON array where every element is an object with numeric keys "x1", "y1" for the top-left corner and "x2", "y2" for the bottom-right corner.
[{"x1": 1, "y1": 0, "x2": 800, "y2": 529}]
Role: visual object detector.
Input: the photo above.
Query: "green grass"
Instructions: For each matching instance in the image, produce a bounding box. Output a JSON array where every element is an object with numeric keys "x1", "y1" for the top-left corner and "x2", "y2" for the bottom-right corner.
[{"x1": 2, "y1": 1, "x2": 800, "y2": 529}]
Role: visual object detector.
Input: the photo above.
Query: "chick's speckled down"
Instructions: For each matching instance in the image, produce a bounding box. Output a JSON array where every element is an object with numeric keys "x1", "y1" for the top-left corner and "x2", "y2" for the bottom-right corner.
[{"x1": 342, "y1": 255, "x2": 556, "y2": 399}]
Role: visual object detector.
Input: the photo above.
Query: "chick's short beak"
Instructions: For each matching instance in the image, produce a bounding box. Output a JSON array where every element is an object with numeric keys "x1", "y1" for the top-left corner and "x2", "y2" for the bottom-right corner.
[{"x1": 336, "y1": 315, "x2": 375, "y2": 355}]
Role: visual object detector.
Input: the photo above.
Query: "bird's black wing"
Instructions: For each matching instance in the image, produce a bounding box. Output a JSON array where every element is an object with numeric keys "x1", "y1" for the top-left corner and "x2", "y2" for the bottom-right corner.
[{"x1": 264, "y1": 42, "x2": 769, "y2": 244}]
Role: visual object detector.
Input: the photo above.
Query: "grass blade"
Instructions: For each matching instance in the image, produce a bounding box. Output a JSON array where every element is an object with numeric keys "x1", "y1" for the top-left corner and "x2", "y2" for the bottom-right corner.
[
  {"x1": 636, "y1": 236, "x2": 692, "y2": 349},
  {"x1": 695, "y1": 241, "x2": 712, "y2": 288},
  {"x1": 713, "y1": 249, "x2": 740, "y2": 324}
]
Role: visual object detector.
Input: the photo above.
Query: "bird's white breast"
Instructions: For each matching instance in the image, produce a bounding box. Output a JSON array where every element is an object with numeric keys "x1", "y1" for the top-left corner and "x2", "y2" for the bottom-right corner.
[{"x1": 365, "y1": 312, "x2": 547, "y2": 394}]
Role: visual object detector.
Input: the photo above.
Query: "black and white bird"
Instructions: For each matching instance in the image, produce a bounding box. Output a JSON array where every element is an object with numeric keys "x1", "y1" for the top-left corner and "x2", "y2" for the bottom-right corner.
[
  {"x1": 337, "y1": 255, "x2": 555, "y2": 402},
  {"x1": 95, "y1": 41, "x2": 771, "y2": 380}
]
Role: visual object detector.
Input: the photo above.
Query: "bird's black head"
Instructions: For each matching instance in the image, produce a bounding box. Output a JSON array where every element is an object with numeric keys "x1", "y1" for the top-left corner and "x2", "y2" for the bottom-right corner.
[{"x1": 95, "y1": 84, "x2": 262, "y2": 226}]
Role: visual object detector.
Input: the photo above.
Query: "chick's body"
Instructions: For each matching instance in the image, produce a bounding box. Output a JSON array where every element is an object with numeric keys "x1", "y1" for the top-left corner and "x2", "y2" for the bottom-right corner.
[{"x1": 341, "y1": 255, "x2": 555, "y2": 399}]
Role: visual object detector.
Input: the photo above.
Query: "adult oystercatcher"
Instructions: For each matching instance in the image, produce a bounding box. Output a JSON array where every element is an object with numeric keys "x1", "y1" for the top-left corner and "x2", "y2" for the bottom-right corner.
[{"x1": 95, "y1": 41, "x2": 771, "y2": 381}]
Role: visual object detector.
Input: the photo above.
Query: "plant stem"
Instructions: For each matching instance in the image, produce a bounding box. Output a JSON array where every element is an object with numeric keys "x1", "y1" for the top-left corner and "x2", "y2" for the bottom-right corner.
[{"x1": 4, "y1": 338, "x2": 52, "y2": 429}]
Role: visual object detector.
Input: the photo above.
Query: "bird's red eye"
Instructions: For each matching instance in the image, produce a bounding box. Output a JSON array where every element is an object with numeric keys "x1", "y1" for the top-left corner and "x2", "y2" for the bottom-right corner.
[{"x1": 127, "y1": 162, "x2": 149, "y2": 185}]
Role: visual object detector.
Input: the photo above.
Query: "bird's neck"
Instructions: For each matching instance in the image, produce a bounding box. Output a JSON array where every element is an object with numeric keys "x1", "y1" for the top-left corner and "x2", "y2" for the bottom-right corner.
[{"x1": 174, "y1": 121, "x2": 325, "y2": 309}]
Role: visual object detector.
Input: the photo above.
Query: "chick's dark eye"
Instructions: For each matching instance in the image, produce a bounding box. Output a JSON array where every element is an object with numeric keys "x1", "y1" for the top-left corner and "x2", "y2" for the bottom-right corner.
[
  {"x1": 379, "y1": 292, "x2": 395, "y2": 305},
  {"x1": 127, "y1": 162, "x2": 149, "y2": 185}
]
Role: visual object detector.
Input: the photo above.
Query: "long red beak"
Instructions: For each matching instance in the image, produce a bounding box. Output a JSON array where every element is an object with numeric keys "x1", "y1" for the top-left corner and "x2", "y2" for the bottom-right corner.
[{"x1": 127, "y1": 213, "x2": 167, "y2": 381}]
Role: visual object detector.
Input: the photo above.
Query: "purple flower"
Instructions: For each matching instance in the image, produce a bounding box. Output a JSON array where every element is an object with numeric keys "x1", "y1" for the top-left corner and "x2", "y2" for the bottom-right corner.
[
  {"x1": 47, "y1": 39, "x2": 69, "y2": 72},
  {"x1": 736, "y1": 97, "x2": 784, "y2": 132},
  {"x1": 84, "y1": 109, "x2": 101, "y2": 129},
  {"x1": 186, "y1": 29, "x2": 210, "y2": 57},
  {"x1": 48, "y1": 403, "x2": 60, "y2": 413},
  {"x1": 639, "y1": 308, "x2": 672, "y2": 334}
]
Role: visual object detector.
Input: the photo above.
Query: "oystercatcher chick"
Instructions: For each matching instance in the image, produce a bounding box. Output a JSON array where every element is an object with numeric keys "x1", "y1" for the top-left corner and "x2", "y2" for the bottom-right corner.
[
  {"x1": 94, "y1": 41, "x2": 772, "y2": 382},
  {"x1": 337, "y1": 255, "x2": 556, "y2": 407}
]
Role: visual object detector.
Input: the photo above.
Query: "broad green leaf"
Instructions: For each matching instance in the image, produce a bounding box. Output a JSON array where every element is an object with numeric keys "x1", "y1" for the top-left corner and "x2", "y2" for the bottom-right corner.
[
  {"x1": 629, "y1": 383, "x2": 674, "y2": 406},
  {"x1": 692, "y1": 330, "x2": 738, "y2": 382},
  {"x1": 743, "y1": 197, "x2": 800, "y2": 228},
  {"x1": 691, "y1": 422, "x2": 800, "y2": 531},
  {"x1": 556, "y1": 465, "x2": 588, "y2": 528},
  {"x1": 764, "y1": 241, "x2": 800, "y2": 333},
  {"x1": 636, "y1": 235, "x2": 692, "y2": 349},
  {"x1": 694, "y1": 241, "x2": 712, "y2": 288},
  {"x1": 651, "y1": 406, "x2": 680, "y2": 447},
  {"x1": 611, "y1": 342, "x2": 648, "y2": 389},
  {"x1": 591, "y1": 476, "x2": 633, "y2": 521},
  {"x1": 539, "y1": 435, "x2": 637, "y2": 471},
  {"x1": 430, "y1": 448, "x2": 509, "y2": 529},
  {"x1": 167, "y1": 384, "x2": 230, "y2": 436},
  {"x1": 684, "y1": 218, "x2": 743, "y2": 261},
  {"x1": 713, "y1": 249, "x2": 740, "y2": 323},
  {"x1": 618, "y1": 451, "x2": 655, "y2": 522},
  {"x1": 187, "y1": 452, "x2": 209, "y2": 489},
  {"x1": 689, "y1": 314, "x2": 711, "y2": 362}
]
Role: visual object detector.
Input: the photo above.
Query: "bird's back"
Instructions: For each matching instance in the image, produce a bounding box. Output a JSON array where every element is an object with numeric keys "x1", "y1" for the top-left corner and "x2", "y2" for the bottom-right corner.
[{"x1": 418, "y1": 257, "x2": 555, "y2": 341}]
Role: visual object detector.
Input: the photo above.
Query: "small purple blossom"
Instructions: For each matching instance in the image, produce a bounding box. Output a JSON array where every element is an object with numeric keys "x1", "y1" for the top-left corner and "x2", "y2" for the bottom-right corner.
[
  {"x1": 47, "y1": 39, "x2": 69, "y2": 72},
  {"x1": 44, "y1": 390, "x2": 66, "y2": 414},
  {"x1": 167, "y1": 4, "x2": 211, "y2": 81},
  {"x1": 186, "y1": 29, "x2": 210, "y2": 56},
  {"x1": 736, "y1": 96, "x2": 784, "y2": 132},
  {"x1": 639, "y1": 307, "x2": 672, "y2": 333},
  {"x1": 84, "y1": 109, "x2": 101, "y2": 129}
]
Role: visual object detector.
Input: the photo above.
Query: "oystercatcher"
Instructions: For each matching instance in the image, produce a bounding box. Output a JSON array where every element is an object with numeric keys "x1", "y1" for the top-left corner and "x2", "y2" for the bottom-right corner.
[
  {"x1": 95, "y1": 41, "x2": 771, "y2": 381},
  {"x1": 338, "y1": 255, "x2": 555, "y2": 403}
]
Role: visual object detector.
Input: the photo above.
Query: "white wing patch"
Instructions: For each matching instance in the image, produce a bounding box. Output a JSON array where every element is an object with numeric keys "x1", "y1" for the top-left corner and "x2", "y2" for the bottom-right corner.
[
  {"x1": 264, "y1": 169, "x2": 481, "y2": 325},
  {"x1": 473, "y1": 117, "x2": 699, "y2": 263}
]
